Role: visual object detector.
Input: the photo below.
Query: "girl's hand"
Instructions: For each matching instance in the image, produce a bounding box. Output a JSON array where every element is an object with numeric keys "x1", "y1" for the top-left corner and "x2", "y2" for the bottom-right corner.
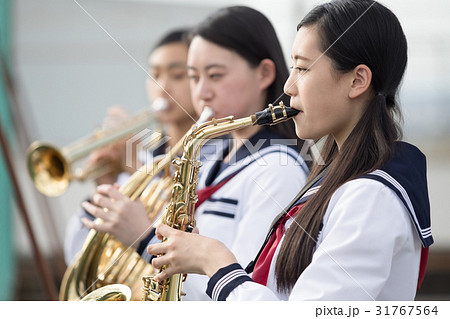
[
  {"x1": 81, "y1": 184, "x2": 152, "y2": 248},
  {"x1": 83, "y1": 105, "x2": 144, "y2": 185},
  {"x1": 84, "y1": 143, "x2": 125, "y2": 186},
  {"x1": 147, "y1": 224, "x2": 238, "y2": 282}
]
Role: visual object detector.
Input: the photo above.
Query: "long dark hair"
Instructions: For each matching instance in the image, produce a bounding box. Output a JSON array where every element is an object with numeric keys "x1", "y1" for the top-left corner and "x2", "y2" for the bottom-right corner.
[
  {"x1": 189, "y1": 6, "x2": 303, "y2": 149},
  {"x1": 275, "y1": 0, "x2": 407, "y2": 292}
]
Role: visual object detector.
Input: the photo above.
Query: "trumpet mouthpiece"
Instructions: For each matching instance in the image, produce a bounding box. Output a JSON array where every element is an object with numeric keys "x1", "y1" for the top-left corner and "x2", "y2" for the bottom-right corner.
[
  {"x1": 151, "y1": 98, "x2": 169, "y2": 112},
  {"x1": 197, "y1": 106, "x2": 213, "y2": 124}
]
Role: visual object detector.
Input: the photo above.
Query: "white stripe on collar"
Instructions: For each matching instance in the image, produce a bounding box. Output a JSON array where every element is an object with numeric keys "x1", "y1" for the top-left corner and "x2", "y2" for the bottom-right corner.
[{"x1": 367, "y1": 169, "x2": 432, "y2": 239}]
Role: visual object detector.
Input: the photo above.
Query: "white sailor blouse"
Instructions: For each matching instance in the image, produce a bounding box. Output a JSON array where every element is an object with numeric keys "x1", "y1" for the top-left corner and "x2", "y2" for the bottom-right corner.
[
  {"x1": 182, "y1": 128, "x2": 309, "y2": 300},
  {"x1": 206, "y1": 141, "x2": 432, "y2": 301}
]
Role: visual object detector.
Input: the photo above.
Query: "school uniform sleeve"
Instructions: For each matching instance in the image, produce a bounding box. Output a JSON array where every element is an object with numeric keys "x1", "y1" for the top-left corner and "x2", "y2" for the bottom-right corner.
[
  {"x1": 206, "y1": 263, "x2": 277, "y2": 301},
  {"x1": 64, "y1": 205, "x2": 94, "y2": 265},
  {"x1": 63, "y1": 172, "x2": 131, "y2": 265},
  {"x1": 206, "y1": 179, "x2": 420, "y2": 300}
]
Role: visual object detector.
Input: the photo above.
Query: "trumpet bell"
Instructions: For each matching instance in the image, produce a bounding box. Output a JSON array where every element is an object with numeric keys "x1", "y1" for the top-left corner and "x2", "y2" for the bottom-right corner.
[
  {"x1": 80, "y1": 284, "x2": 131, "y2": 301},
  {"x1": 27, "y1": 141, "x2": 70, "y2": 197}
]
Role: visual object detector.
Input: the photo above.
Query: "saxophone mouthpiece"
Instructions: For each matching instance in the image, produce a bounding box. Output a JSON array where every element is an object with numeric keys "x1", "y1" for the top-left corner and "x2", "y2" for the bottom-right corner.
[{"x1": 251, "y1": 101, "x2": 299, "y2": 126}]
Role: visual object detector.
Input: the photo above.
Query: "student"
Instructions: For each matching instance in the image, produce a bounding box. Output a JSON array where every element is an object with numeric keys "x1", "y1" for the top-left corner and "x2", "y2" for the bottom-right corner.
[
  {"x1": 147, "y1": 0, "x2": 433, "y2": 301},
  {"x1": 172, "y1": 6, "x2": 309, "y2": 300},
  {"x1": 64, "y1": 28, "x2": 198, "y2": 264},
  {"x1": 84, "y1": 6, "x2": 309, "y2": 301}
]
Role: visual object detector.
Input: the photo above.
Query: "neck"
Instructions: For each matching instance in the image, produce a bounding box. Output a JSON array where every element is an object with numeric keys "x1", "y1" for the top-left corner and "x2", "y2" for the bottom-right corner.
[{"x1": 333, "y1": 97, "x2": 370, "y2": 150}]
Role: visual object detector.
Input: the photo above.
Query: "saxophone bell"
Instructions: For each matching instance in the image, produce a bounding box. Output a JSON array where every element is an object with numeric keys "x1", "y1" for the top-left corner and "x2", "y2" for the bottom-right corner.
[{"x1": 81, "y1": 284, "x2": 131, "y2": 301}]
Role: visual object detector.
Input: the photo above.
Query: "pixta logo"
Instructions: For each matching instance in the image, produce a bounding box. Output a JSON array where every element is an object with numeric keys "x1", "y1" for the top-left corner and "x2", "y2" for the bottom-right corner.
[{"x1": 125, "y1": 129, "x2": 170, "y2": 174}]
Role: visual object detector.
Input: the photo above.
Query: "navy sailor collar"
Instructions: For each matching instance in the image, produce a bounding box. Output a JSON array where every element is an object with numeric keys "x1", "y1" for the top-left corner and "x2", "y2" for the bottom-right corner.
[
  {"x1": 204, "y1": 128, "x2": 297, "y2": 186},
  {"x1": 359, "y1": 141, "x2": 432, "y2": 247},
  {"x1": 290, "y1": 142, "x2": 432, "y2": 248}
]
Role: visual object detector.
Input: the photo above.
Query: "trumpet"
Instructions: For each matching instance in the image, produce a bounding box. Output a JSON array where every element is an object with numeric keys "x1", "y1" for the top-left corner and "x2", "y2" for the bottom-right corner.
[{"x1": 27, "y1": 99, "x2": 168, "y2": 197}]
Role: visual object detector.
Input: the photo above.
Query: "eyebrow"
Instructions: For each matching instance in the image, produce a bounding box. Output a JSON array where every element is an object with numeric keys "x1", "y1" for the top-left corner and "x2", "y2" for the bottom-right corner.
[
  {"x1": 149, "y1": 61, "x2": 186, "y2": 70},
  {"x1": 292, "y1": 54, "x2": 311, "y2": 61},
  {"x1": 187, "y1": 63, "x2": 227, "y2": 71}
]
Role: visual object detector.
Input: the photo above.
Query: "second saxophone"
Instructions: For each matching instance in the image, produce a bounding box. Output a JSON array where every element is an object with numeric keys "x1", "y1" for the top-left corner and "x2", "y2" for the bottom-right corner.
[{"x1": 141, "y1": 102, "x2": 299, "y2": 301}]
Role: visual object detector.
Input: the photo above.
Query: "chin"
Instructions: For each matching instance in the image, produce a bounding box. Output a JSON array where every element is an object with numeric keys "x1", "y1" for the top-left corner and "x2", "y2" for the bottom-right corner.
[
  {"x1": 295, "y1": 128, "x2": 313, "y2": 141},
  {"x1": 295, "y1": 131, "x2": 306, "y2": 140}
]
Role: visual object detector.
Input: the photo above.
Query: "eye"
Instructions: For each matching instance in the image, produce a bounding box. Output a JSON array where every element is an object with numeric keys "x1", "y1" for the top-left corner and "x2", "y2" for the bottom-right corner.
[
  {"x1": 188, "y1": 74, "x2": 199, "y2": 83},
  {"x1": 289, "y1": 66, "x2": 308, "y2": 74},
  {"x1": 150, "y1": 71, "x2": 160, "y2": 80},
  {"x1": 171, "y1": 73, "x2": 187, "y2": 81},
  {"x1": 209, "y1": 73, "x2": 223, "y2": 80}
]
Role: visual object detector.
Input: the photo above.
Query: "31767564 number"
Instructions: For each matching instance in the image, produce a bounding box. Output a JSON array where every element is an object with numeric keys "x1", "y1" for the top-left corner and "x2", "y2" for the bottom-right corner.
[{"x1": 376, "y1": 305, "x2": 438, "y2": 316}]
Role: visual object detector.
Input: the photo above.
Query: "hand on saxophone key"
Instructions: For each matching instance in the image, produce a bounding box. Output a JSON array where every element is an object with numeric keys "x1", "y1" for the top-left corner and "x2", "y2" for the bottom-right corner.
[
  {"x1": 81, "y1": 184, "x2": 153, "y2": 248},
  {"x1": 147, "y1": 224, "x2": 238, "y2": 282}
]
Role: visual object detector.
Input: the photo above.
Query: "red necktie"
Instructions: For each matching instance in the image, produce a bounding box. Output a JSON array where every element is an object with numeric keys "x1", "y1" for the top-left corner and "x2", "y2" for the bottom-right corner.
[
  {"x1": 252, "y1": 203, "x2": 305, "y2": 286},
  {"x1": 195, "y1": 174, "x2": 237, "y2": 209}
]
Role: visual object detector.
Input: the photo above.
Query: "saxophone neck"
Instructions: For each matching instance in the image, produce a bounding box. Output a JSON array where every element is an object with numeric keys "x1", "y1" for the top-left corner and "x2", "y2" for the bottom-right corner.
[
  {"x1": 185, "y1": 101, "x2": 299, "y2": 158},
  {"x1": 184, "y1": 115, "x2": 254, "y2": 161}
]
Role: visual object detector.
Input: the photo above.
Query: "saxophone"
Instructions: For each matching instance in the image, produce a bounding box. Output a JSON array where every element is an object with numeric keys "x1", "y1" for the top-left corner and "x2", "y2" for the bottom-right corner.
[
  {"x1": 141, "y1": 102, "x2": 299, "y2": 301},
  {"x1": 59, "y1": 108, "x2": 213, "y2": 301}
]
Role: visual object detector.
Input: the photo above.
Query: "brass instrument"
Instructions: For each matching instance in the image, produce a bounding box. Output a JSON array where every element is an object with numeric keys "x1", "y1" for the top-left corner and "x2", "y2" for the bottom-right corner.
[
  {"x1": 81, "y1": 284, "x2": 131, "y2": 301},
  {"x1": 59, "y1": 107, "x2": 213, "y2": 301},
  {"x1": 27, "y1": 101, "x2": 166, "y2": 197},
  {"x1": 141, "y1": 102, "x2": 299, "y2": 301}
]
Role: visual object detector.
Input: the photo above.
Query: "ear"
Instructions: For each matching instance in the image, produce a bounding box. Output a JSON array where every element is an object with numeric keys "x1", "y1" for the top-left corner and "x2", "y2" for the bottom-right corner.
[
  {"x1": 348, "y1": 64, "x2": 372, "y2": 99},
  {"x1": 256, "y1": 58, "x2": 276, "y2": 91}
]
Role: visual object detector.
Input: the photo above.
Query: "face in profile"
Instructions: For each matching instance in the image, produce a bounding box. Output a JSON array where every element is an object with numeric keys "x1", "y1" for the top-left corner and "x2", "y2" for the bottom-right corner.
[
  {"x1": 285, "y1": 26, "x2": 356, "y2": 142},
  {"x1": 146, "y1": 42, "x2": 197, "y2": 125},
  {"x1": 187, "y1": 36, "x2": 267, "y2": 120}
]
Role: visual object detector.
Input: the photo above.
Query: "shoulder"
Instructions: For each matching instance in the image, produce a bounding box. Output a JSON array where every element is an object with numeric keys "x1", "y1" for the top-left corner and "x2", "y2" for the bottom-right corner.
[
  {"x1": 325, "y1": 178, "x2": 409, "y2": 228},
  {"x1": 319, "y1": 178, "x2": 414, "y2": 251},
  {"x1": 240, "y1": 144, "x2": 308, "y2": 174},
  {"x1": 329, "y1": 177, "x2": 404, "y2": 209},
  {"x1": 238, "y1": 146, "x2": 309, "y2": 186},
  {"x1": 239, "y1": 128, "x2": 308, "y2": 170},
  {"x1": 331, "y1": 177, "x2": 400, "y2": 202}
]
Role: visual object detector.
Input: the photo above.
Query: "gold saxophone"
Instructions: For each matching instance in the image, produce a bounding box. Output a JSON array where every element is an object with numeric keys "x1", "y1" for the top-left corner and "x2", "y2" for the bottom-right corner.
[
  {"x1": 59, "y1": 108, "x2": 213, "y2": 301},
  {"x1": 141, "y1": 102, "x2": 299, "y2": 301}
]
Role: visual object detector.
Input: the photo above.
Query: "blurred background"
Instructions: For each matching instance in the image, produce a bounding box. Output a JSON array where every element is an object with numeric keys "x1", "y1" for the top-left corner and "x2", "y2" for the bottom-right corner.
[{"x1": 0, "y1": 0, "x2": 449, "y2": 300}]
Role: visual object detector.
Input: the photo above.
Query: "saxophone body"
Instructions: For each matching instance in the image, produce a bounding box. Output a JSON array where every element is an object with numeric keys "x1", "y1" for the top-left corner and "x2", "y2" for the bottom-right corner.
[
  {"x1": 59, "y1": 108, "x2": 213, "y2": 301},
  {"x1": 59, "y1": 161, "x2": 172, "y2": 301},
  {"x1": 141, "y1": 102, "x2": 299, "y2": 301}
]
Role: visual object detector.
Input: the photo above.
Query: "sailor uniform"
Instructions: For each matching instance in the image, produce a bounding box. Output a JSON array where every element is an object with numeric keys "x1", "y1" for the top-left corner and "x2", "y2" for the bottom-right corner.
[
  {"x1": 181, "y1": 128, "x2": 309, "y2": 300},
  {"x1": 206, "y1": 142, "x2": 432, "y2": 301}
]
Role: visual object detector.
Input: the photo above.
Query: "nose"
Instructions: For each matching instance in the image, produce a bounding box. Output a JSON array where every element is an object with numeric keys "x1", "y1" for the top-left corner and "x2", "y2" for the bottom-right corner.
[
  {"x1": 283, "y1": 70, "x2": 297, "y2": 97},
  {"x1": 194, "y1": 77, "x2": 213, "y2": 103},
  {"x1": 148, "y1": 74, "x2": 170, "y2": 100},
  {"x1": 157, "y1": 74, "x2": 171, "y2": 94}
]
